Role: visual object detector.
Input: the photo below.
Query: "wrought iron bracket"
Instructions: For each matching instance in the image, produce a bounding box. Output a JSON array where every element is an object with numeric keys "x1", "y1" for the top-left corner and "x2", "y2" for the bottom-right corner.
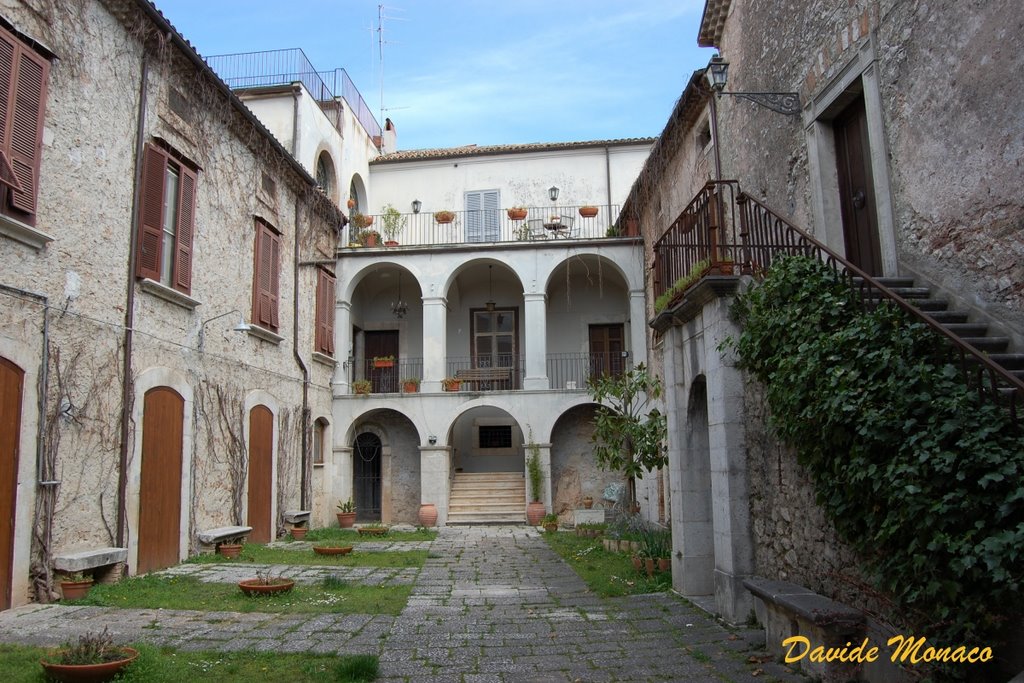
[{"x1": 720, "y1": 91, "x2": 801, "y2": 116}]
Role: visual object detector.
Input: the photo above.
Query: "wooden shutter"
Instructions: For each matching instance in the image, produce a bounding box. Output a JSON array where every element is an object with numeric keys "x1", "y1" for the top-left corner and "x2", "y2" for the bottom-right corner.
[
  {"x1": 173, "y1": 164, "x2": 197, "y2": 293},
  {"x1": 316, "y1": 268, "x2": 335, "y2": 354},
  {"x1": 136, "y1": 144, "x2": 167, "y2": 281},
  {"x1": 8, "y1": 44, "x2": 47, "y2": 215},
  {"x1": 0, "y1": 33, "x2": 14, "y2": 148},
  {"x1": 252, "y1": 219, "x2": 281, "y2": 331}
]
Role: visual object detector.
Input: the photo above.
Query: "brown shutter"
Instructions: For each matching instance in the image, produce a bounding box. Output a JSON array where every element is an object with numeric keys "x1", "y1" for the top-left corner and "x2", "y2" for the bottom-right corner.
[
  {"x1": 173, "y1": 164, "x2": 197, "y2": 293},
  {"x1": 315, "y1": 269, "x2": 335, "y2": 354},
  {"x1": 269, "y1": 230, "x2": 281, "y2": 329},
  {"x1": 253, "y1": 220, "x2": 272, "y2": 327},
  {"x1": 8, "y1": 43, "x2": 47, "y2": 215},
  {"x1": 0, "y1": 32, "x2": 14, "y2": 147},
  {"x1": 136, "y1": 144, "x2": 167, "y2": 280}
]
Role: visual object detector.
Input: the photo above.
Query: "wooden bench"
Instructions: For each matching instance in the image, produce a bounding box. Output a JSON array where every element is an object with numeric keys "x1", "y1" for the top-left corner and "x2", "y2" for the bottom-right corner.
[
  {"x1": 744, "y1": 577, "x2": 865, "y2": 682},
  {"x1": 197, "y1": 525, "x2": 252, "y2": 553},
  {"x1": 455, "y1": 367, "x2": 512, "y2": 390},
  {"x1": 54, "y1": 547, "x2": 127, "y2": 584}
]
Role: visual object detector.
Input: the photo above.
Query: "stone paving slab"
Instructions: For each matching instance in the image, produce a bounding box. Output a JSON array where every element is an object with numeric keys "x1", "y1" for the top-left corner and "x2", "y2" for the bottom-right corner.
[{"x1": 0, "y1": 525, "x2": 806, "y2": 681}]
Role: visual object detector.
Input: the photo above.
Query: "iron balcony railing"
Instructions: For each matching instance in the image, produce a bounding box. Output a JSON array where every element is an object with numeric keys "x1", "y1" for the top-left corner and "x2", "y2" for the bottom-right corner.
[
  {"x1": 346, "y1": 204, "x2": 624, "y2": 248},
  {"x1": 205, "y1": 49, "x2": 382, "y2": 140},
  {"x1": 652, "y1": 179, "x2": 1024, "y2": 427},
  {"x1": 346, "y1": 353, "x2": 628, "y2": 393}
]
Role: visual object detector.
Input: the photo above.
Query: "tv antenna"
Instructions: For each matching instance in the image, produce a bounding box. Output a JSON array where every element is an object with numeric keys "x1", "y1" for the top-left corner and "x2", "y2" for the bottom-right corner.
[{"x1": 375, "y1": 4, "x2": 406, "y2": 150}]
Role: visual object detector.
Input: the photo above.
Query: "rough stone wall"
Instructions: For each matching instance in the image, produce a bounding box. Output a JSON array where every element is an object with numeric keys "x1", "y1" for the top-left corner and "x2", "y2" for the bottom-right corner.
[
  {"x1": 715, "y1": 0, "x2": 1024, "y2": 332},
  {"x1": 550, "y1": 404, "x2": 607, "y2": 523},
  {"x1": 744, "y1": 378, "x2": 905, "y2": 629}
]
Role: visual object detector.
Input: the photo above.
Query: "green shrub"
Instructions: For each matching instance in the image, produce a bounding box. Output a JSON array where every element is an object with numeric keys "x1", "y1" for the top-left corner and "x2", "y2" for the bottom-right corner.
[{"x1": 730, "y1": 255, "x2": 1024, "y2": 646}]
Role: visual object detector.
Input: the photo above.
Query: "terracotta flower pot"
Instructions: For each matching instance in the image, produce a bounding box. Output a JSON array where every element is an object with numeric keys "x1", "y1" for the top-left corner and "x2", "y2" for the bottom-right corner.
[
  {"x1": 313, "y1": 545, "x2": 353, "y2": 556},
  {"x1": 403, "y1": 382, "x2": 419, "y2": 393},
  {"x1": 579, "y1": 206, "x2": 599, "y2": 218},
  {"x1": 418, "y1": 503, "x2": 438, "y2": 527},
  {"x1": 384, "y1": 240, "x2": 399, "y2": 247},
  {"x1": 41, "y1": 646, "x2": 139, "y2": 683},
  {"x1": 434, "y1": 211, "x2": 455, "y2": 224},
  {"x1": 59, "y1": 580, "x2": 94, "y2": 601},
  {"x1": 657, "y1": 557, "x2": 671, "y2": 573},
  {"x1": 507, "y1": 208, "x2": 528, "y2": 220},
  {"x1": 645, "y1": 558, "x2": 655, "y2": 577},
  {"x1": 238, "y1": 578, "x2": 295, "y2": 596},
  {"x1": 543, "y1": 523, "x2": 558, "y2": 533},
  {"x1": 357, "y1": 526, "x2": 388, "y2": 536},
  {"x1": 582, "y1": 496, "x2": 593, "y2": 509},
  {"x1": 526, "y1": 501, "x2": 546, "y2": 526},
  {"x1": 291, "y1": 527, "x2": 307, "y2": 540},
  {"x1": 217, "y1": 544, "x2": 242, "y2": 559},
  {"x1": 337, "y1": 512, "x2": 356, "y2": 528},
  {"x1": 632, "y1": 555, "x2": 643, "y2": 571}
]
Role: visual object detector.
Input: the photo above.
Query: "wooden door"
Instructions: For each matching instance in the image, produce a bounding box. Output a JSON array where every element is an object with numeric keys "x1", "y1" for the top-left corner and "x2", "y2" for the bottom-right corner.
[
  {"x1": 834, "y1": 96, "x2": 882, "y2": 276},
  {"x1": 471, "y1": 309, "x2": 518, "y2": 389},
  {"x1": 0, "y1": 358, "x2": 24, "y2": 610},
  {"x1": 137, "y1": 387, "x2": 184, "y2": 574},
  {"x1": 247, "y1": 405, "x2": 274, "y2": 543},
  {"x1": 589, "y1": 324, "x2": 625, "y2": 378},
  {"x1": 365, "y1": 330, "x2": 399, "y2": 393}
]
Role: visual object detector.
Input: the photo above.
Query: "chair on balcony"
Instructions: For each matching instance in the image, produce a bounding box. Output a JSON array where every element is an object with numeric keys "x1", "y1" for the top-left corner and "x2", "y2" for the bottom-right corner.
[{"x1": 527, "y1": 218, "x2": 548, "y2": 240}]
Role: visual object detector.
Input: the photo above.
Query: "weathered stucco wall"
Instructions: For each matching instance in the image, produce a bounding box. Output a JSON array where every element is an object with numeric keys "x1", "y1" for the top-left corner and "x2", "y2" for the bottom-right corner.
[{"x1": 550, "y1": 404, "x2": 605, "y2": 522}]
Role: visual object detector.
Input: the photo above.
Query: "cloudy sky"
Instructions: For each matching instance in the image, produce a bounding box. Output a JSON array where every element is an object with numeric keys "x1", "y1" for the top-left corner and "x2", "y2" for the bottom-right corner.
[{"x1": 153, "y1": 0, "x2": 713, "y2": 150}]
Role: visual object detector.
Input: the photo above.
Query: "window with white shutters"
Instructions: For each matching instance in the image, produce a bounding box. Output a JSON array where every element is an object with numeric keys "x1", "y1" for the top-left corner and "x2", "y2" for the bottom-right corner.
[{"x1": 464, "y1": 189, "x2": 500, "y2": 242}]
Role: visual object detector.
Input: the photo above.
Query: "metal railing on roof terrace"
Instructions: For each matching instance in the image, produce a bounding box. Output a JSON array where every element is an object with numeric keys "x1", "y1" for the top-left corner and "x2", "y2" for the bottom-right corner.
[{"x1": 205, "y1": 49, "x2": 382, "y2": 141}]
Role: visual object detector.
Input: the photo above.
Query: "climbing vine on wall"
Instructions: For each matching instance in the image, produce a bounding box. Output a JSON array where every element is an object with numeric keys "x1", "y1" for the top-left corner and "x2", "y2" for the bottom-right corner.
[{"x1": 729, "y1": 256, "x2": 1024, "y2": 648}]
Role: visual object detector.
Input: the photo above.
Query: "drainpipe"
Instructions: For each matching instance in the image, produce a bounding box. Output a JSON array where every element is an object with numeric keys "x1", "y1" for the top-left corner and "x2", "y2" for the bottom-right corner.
[
  {"x1": 293, "y1": 196, "x2": 311, "y2": 510},
  {"x1": 291, "y1": 84, "x2": 302, "y2": 160},
  {"x1": 116, "y1": 53, "x2": 149, "y2": 547}
]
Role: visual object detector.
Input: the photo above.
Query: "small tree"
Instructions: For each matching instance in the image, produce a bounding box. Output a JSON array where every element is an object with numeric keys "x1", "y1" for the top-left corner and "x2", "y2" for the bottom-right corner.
[{"x1": 587, "y1": 364, "x2": 667, "y2": 511}]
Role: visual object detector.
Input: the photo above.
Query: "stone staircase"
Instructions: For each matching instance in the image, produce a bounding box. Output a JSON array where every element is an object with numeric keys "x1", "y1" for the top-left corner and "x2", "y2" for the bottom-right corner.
[
  {"x1": 447, "y1": 472, "x2": 526, "y2": 525},
  {"x1": 860, "y1": 277, "x2": 1024, "y2": 384}
]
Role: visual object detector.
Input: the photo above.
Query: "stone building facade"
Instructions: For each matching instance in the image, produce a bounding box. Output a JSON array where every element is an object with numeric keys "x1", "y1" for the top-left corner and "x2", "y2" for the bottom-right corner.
[
  {"x1": 0, "y1": 0, "x2": 341, "y2": 609},
  {"x1": 622, "y1": 0, "x2": 1024, "y2": 659}
]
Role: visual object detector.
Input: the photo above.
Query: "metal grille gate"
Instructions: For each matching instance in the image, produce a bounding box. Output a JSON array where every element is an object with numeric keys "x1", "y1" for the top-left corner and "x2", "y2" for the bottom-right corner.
[{"x1": 354, "y1": 433, "x2": 381, "y2": 521}]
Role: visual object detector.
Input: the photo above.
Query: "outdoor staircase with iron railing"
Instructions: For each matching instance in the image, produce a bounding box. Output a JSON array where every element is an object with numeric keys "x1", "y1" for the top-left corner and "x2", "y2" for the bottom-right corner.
[
  {"x1": 446, "y1": 472, "x2": 527, "y2": 525},
  {"x1": 651, "y1": 180, "x2": 1024, "y2": 427}
]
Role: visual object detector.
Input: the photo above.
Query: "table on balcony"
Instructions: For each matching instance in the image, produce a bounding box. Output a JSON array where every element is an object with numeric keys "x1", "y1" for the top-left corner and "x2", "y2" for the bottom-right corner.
[{"x1": 543, "y1": 221, "x2": 572, "y2": 238}]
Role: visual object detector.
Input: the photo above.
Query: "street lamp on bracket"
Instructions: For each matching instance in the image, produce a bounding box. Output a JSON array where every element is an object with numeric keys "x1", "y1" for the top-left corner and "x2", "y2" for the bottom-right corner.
[{"x1": 704, "y1": 54, "x2": 801, "y2": 116}]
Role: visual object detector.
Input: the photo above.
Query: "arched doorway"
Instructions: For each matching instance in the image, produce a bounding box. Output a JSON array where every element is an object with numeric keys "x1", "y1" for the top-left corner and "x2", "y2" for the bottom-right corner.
[
  {"x1": 353, "y1": 432, "x2": 382, "y2": 521},
  {"x1": 0, "y1": 358, "x2": 24, "y2": 608},
  {"x1": 247, "y1": 405, "x2": 274, "y2": 542},
  {"x1": 137, "y1": 387, "x2": 184, "y2": 573},
  {"x1": 678, "y1": 377, "x2": 714, "y2": 597}
]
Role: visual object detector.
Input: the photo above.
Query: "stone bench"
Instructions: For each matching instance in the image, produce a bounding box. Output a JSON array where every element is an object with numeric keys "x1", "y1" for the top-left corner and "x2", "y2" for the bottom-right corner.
[
  {"x1": 744, "y1": 577, "x2": 866, "y2": 683},
  {"x1": 54, "y1": 547, "x2": 127, "y2": 584},
  {"x1": 197, "y1": 525, "x2": 252, "y2": 553},
  {"x1": 282, "y1": 510, "x2": 311, "y2": 529}
]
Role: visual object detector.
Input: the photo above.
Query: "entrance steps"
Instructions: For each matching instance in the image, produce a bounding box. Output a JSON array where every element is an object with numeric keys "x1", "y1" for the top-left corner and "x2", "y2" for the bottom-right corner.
[{"x1": 447, "y1": 472, "x2": 526, "y2": 525}]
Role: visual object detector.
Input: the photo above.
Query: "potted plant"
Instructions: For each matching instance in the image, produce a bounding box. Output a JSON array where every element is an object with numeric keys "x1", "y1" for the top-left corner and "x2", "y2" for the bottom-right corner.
[
  {"x1": 433, "y1": 210, "x2": 455, "y2": 224},
  {"x1": 350, "y1": 212, "x2": 374, "y2": 229},
  {"x1": 442, "y1": 377, "x2": 461, "y2": 392},
  {"x1": 357, "y1": 522, "x2": 389, "y2": 536},
  {"x1": 347, "y1": 198, "x2": 356, "y2": 210},
  {"x1": 359, "y1": 229, "x2": 380, "y2": 247},
  {"x1": 507, "y1": 206, "x2": 528, "y2": 221},
  {"x1": 290, "y1": 524, "x2": 308, "y2": 541},
  {"x1": 380, "y1": 203, "x2": 407, "y2": 246},
  {"x1": 337, "y1": 498, "x2": 356, "y2": 527},
  {"x1": 40, "y1": 628, "x2": 139, "y2": 683},
  {"x1": 526, "y1": 438, "x2": 546, "y2": 525},
  {"x1": 238, "y1": 569, "x2": 294, "y2": 596},
  {"x1": 59, "y1": 572, "x2": 94, "y2": 600},
  {"x1": 217, "y1": 542, "x2": 242, "y2": 559},
  {"x1": 541, "y1": 513, "x2": 559, "y2": 533},
  {"x1": 402, "y1": 377, "x2": 420, "y2": 393},
  {"x1": 581, "y1": 495, "x2": 594, "y2": 509},
  {"x1": 578, "y1": 205, "x2": 599, "y2": 218},
  {"x1": 352, "y1": 379, "x2": 372, "y2": 395},
  {"x1": 418, "y1": 503, "x2": 438, "y2": 527},
  {"x1": 372, "y1": 355, "x2": 395, "y2": 368}
]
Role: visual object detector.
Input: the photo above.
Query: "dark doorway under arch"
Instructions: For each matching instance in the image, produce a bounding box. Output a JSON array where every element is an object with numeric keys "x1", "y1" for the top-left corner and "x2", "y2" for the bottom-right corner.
[{"x1": 354, "y1": 432, "x2": 382, "y2": 521}]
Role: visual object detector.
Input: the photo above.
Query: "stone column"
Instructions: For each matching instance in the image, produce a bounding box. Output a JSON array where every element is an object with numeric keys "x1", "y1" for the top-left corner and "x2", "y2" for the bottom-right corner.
[
  {"x1": 421, "y1": 297, "x2": 448, "y2": 393},
  {"x1": 704, "y1": 296, "x2": 754, "y2": 625},
  {"x1": 628, "y1": 288, "x2": 648, "y2": 367},
  {"x1": 332, "y1": 446, "x2": 353, "y2": 525},
  {"x1": 333, "y1": 301, "x2": 352, "y2": 394},
  {"x1": 420, "y1": 446, "x2": 451, "y2": 526},
  {"x1": 523, "y1": 292, "x2": 549, "y2": 390}
]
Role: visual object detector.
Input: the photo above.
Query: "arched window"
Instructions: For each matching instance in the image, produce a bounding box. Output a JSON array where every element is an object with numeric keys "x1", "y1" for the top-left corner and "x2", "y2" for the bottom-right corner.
[
  {"x1": 315, "y1": 152, "x2": 334, "y2": 199},
  {"x1": 313, "y1": 418, "x2": 328, "y2": 465}
]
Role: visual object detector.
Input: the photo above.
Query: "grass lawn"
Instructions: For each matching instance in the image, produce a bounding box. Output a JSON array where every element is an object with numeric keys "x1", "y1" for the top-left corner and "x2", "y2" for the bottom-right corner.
[
  {"x1": 67, "y1": 574, "x2": 411, "y2": 615},
  {"x1": 0, "y1": 643, "x2": 378, "y2": 682},
  {"x1": 305, "y1": 528, "x2": 437, "y2": 543},
  {"x1": 188, "y1": 544, "x2": 428, "y2": 567},
  {"x1": 544, "y1": 532, "x2": 672, "y2": 597}
]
